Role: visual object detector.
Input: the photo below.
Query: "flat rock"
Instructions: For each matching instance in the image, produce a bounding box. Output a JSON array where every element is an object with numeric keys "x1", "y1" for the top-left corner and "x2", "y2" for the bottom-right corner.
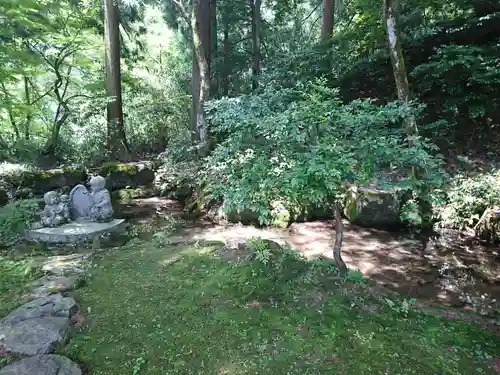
[
  {"x1": 26, "y1": 219, "x2": 125, "y2": 243},
  {"x1": 41, "y1": 253, "x2": 91, "y2": 276},
  {"x1": 0, "y1": 354, "x2": 81, "y2": 375},
  {"x1": 26, "y1": 275, "x2": 82, "y2": 298},
  {"x1": 2, "y1": 294, "x2": 76, "y2": 324},
  {"x1": 0, "y1": 317, "x2": 70, "y2": 356}
]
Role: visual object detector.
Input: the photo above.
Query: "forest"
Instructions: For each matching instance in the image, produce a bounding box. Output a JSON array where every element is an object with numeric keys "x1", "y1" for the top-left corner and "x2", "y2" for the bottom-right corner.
[{"x1": 0, "y1": 0, "x2": 499, "y2": 374}]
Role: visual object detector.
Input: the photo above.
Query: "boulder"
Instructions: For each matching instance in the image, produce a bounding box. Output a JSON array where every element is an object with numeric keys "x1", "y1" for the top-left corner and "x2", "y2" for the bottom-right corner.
[
  {"x1": 154, "y1": 161, "x2": 195, "y2": 202},
  {"x1": 111, "y1": 187, "x2": 158, "y2": 204},
  {"x1": 0, "y1": 355, "x2": 82, "y2": 375},
  {"x1": 98, "y1": 161, "x2": 156, "y2": 190},
  {"x1": 1, "y1": 167, "x2": 87, "y2": 197},
  {"x1": 2, "y1": 294, "x2": 77, "y2": 324},
  {"x1": 0, "y1": 294, "x2": 76, "y2": 356},
  {"x1": 343, "y1": 185, "x2": 401, "y2": 229},
  {"x1": 0, "y1": 317, "x2": 70, "y2": 356}
]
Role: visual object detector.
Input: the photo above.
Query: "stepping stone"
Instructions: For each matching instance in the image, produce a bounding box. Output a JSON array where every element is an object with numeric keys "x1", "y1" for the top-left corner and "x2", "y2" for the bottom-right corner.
[
  {"x1": 41, "y1": 253, "x2": 91, "y2": 276},
  {"x1": 26, "y1": 275, "x2": 82, "y2": 298},
  {"x1": 26, "y1": 219, "x2": 125, "y2": 244},
  {"x1": 0, "y1": 317, "x2": 70, "y2": 356},
  {"x1": 0, "y1": 354, "x2": 81, "y2": 375},
  {"x1": 2, "y1": 294, "x2": 76, "y2": 324},
  {"x1": 0, "y1": 294, "x2": 76, "y2": 356}
]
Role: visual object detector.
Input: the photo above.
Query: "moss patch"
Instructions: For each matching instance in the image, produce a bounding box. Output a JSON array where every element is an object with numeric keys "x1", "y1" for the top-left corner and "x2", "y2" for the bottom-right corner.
[
  {"x1": 99, "y1": 162, "x2": 138, "y2": 176},
  {"x1": 111, "y1": 187, "x2": 158, "y2": 204},
  {"x1": 0, "y1": 166, "x2": 87, "y2": 196},
  {"x1": 62, "y1": 241, "x2": 499, "y2": 375}
]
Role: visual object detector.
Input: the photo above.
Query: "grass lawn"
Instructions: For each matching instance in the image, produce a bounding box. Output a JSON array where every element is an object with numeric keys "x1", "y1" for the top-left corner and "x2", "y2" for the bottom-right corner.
[
  {"x1": 0, "y1": 256, "x2": 39, "y2": 317},
  {"x1": 61, "y1": 241, "x2": 499, "y2": 375}
]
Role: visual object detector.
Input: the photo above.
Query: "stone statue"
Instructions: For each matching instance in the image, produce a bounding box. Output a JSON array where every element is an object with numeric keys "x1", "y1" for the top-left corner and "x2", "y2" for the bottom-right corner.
[
  {"x1": 89, "y1": 175, "x2": 113, "y2": 222},
  {"x1": 28, "y1": 174, "x2": 124, "y2": 244},
  {"x1": 40, "y1": 191, "x2": 67, "y2": 227},
  {"x1": 58, "y1": 194, "x2": 71, "y2": 222},
  {"x1": 38, "y1": 175, "x2": 114, "y2": 228}
]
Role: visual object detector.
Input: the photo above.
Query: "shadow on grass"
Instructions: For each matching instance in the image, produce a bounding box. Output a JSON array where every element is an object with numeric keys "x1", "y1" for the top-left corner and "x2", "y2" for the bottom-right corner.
[{"x1": 63, "y1": 241, "x2": 499, "y2": 375}]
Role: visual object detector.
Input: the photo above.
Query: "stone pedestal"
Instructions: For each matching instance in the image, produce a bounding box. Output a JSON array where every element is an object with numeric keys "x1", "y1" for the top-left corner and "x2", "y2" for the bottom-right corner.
[{"x1": 26, "y1": 219, "x2": 125, "y2": 244}]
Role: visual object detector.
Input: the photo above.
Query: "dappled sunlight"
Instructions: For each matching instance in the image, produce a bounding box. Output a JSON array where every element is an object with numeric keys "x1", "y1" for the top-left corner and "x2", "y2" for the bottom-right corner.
[{"x1": 283, "y1": 220, "x2": 500, "y2": 314}]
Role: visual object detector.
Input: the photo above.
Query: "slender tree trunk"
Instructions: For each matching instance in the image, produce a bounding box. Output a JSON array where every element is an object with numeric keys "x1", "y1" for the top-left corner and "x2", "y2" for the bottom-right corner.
[
  {"x1": 104, "y1": 0, "x2": 129, "y2": 158},
  {"x1": 333, "y1": 204, "x2": 347, "y2": 276},
  {"x1": 221, "y1": 18, "x2": 229, "y2": 96},
  {"x1": 23, "y1": 76, "x2": 31, "y2": 140},
  {"x1": 7, "y1": 111, "x2": 19, "y2": 140},
  {"x1": 250, "y1": 0, "x2": 261, "y2": 90},
  {"x1": 191, "y1": 46, "x2": 200, "y2": 143},
  {"x1": 210, "y1": 0, "x2": 218, "y2": 96},
  {"x1": 191, "y1": 0, "x2": 211, "y2": 154},
  {"x1": 384, "y1": 0, "x2": 433, "y2": 228},
  {"x1": 383, "y1": 0, "x2": 417, "y2": 145},
  {"x1": 321, "y1": 0, "x2": 334, "y2": 40}
]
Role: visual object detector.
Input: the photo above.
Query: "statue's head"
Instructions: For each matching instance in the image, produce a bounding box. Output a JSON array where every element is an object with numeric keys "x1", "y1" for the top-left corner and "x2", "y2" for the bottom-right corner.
[
  {"x1": 44, "y1": 191, "x2": 59, "y2": 205},
  {"x1": 60, "y1": 194, "x2": 69, "y2": 203},
  {"x1": 89, "y1": 175, "x2": 106, "y2": 192}
]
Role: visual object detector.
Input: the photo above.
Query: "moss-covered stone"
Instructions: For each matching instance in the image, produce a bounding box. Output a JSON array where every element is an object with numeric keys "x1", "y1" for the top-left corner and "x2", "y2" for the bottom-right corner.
[
  {"x1": 111, "y1": 187, "x2": 158, "y2": 204},
  {"x1": 98, "y1": 161, "x2": 156, "y2": 190},
  {"x1": 1, "y1": 166, "x2": 87, "y2": 197},
  {"x1": 343, "y1": 185, "x2": 401, "y2": 229}
]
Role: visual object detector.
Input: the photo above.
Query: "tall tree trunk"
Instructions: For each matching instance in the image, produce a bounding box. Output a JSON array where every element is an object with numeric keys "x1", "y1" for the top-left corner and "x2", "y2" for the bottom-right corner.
[
  {"x1": 321, "y1": 0, "x2": 334, "y2": 41},
  {"x1": 191, "y1": 0, "x2": 211, "y2": 154},
  {"x1": 221, "y1": 17, "x2": 229, "y2": 96},
  {"x1": 210, "y1": 0, "x2": 218, "y2": 96},
  {"x1": 383, "y1": 0, "x2": 417, "y2": 144},
  {"x1": 191, "y1": 46, "x2": 200, "y2": 143},
  {"x1": 104, "y1": 0, "x2": 129, "y2": 158},
  {"x1": 250, "y1": 0, "x2": 261, "y2": 90},
  {"x1": 384, "y1": 0, "x2": 432, "y2": 228}
]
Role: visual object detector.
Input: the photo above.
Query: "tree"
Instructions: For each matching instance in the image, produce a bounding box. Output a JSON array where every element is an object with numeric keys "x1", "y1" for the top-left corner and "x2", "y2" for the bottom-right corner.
[
  {"x1": 170, "y1": 0, "x2": 212, "y2": 150},
  {"x1": 321, "y1": 0, "x2": 334, "y2": 41},
  {"x1": 383, "y1": 0, "x2": 417, "y2": 144},
  {"x1": 250, "y1": 0, "x2": 261, "y2": 90},
  {"x1": 104, "y1": 0, "x2": 129, "y2": 157}
]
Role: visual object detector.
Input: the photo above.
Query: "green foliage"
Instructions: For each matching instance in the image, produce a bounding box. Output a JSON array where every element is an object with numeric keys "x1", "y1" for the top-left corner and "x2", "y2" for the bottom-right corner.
[
  {"x1": 384, "y1": 296, "x2": 417, "y2": 317},
  {"x1": 0, "y1": 199, "x2": 40, "y2": 247},
  {"x1": 411, "y1": 44, "x2": 500, "y2": 147},
  {"x1": 204, "y1": 81, "x2": 446, "y2": 226},
  {"x1": 0, "y1": 256, "x2": 39, "y2": 316},
  {"x1": 434, "y1": 170, "x2": 500, "y2": 230}
]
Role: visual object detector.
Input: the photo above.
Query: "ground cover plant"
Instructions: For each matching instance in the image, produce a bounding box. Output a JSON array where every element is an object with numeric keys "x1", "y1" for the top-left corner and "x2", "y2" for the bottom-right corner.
[{"x1": 60, "y1": 240, "x2": 499, "y2": 375}]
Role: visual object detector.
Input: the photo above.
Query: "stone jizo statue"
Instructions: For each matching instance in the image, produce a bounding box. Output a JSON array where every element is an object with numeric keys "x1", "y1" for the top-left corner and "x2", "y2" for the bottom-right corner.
[
  {"x1": 39, "y1": 175, "x2": 114, "y2": 227},
  {"x1": 58, "y1": 194, "x2": 71, "y2": 222},
  {"x1": 40, "y1": 191, "x2": 68, "y2": 227},
  {"x1": 89, "y1": 176, "x2": 113, "y2": 222}
]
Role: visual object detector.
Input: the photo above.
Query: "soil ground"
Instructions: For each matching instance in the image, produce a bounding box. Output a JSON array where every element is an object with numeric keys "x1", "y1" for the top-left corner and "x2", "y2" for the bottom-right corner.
[{"x1": 119, "y1": 197, "x2": 500, "y2": 320}]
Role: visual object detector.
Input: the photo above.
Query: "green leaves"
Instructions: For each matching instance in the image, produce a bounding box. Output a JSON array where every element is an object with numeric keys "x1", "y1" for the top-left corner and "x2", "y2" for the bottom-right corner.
[{"x1": 203, "y1": 81, "x2": 446, "y2": 225}]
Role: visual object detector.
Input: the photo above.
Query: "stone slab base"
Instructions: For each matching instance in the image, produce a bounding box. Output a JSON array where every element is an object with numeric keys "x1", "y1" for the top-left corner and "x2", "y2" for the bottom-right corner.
[{"x1": 26, "y1": 219, "x2": 125, "y2": 243}]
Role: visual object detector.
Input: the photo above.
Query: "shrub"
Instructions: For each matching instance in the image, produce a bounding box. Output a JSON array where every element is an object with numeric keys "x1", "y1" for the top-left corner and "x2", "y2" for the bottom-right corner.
[
  {"x1": 203, "y1": 80, "x2": 446, "y2": 226},
  {"x1": 0, "y1": 199, "x2": 40, "y2": 247},
  {"x1": 434, "y1": 169, "x2": 500, "y2": 230}
]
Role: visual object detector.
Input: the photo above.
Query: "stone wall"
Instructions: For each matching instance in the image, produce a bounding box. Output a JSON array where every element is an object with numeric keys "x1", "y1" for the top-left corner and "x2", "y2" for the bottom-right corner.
[{"x1": 0, "y1": 161, "x2": 159, "y2": 205}]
